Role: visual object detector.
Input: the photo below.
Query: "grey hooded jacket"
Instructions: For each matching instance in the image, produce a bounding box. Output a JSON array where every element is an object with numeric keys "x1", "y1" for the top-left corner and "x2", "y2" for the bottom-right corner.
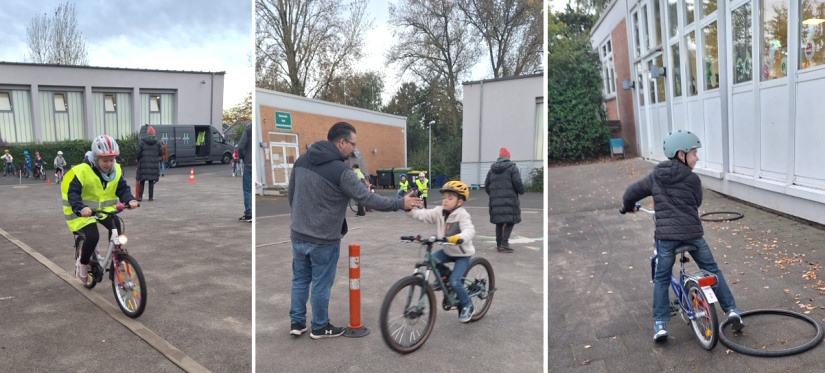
[
  {"x1": 622, "y1": 159, "x2": 704, "y2": 241},
  {"x1": 288, "y1": 140, "x2": 404, "y2": 244}
]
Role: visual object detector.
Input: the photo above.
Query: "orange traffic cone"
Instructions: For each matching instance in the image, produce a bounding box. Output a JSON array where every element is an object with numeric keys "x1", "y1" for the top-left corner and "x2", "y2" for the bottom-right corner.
[
  {"x1": 47, "y1": 178, "x2": 51, "y2": 185},
  {"x1": 189, "y1": 168, "x2": 195, "y2": 183}
]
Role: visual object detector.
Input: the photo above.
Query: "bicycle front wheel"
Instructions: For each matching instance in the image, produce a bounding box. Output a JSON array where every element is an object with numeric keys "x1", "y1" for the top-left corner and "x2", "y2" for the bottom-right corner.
[
  {"x1": 111, "y1": 254, "x2": 147, "y2": 318},
  {"x1": 686, "y1": 281, "x2": 718, "y2": 350},
  {"x1": 464, "y1": 257, "x2": 495, "y2": 321},
  {"x1": 379, "y1": 276, "x2": 436, "y2": 353}
]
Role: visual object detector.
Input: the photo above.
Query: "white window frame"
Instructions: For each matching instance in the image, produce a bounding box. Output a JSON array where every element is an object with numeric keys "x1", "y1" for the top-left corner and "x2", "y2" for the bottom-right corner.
[
  {"x1": 150, "y1": 96, "x2": 161, "y2": 112},
  {"x1": 54, "y1": 93, "x2": 67, "y2": 112},
  {"x1": 104, "y1": 94, "x2": 116, "y2": 112},
  {"x1": 0, "y1": 92, "x2": 10, "y2": 111},
  {"x1": 601, "y1": 38, "x2": 617, "y2": 97}
]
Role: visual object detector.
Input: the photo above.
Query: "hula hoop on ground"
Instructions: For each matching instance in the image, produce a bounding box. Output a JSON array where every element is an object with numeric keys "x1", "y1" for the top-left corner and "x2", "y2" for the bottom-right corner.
[
  {"x1": 719, "y1": 309, "x2": 824, "y2": 357},
  {"x1": 699, "y1": 211, "x2": 744, "y2": 222}
]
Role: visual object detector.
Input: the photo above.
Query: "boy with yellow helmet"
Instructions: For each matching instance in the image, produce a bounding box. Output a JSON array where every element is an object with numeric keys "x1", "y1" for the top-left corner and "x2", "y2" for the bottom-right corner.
[{"x1": 406, "y1": 180, "x2": 476, "y2": 322}]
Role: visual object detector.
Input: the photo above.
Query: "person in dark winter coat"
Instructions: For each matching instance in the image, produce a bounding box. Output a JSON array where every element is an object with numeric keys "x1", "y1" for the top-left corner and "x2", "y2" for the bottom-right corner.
[
  {"x1": 136, "y1": 126, "x2": 163, "y2": 201},
  {"x1": 621, "y1": 130, "x2": 742, "y2": 342},
  {"x1": 484, "y1": 147, "x2": 525, "y2": 253}
]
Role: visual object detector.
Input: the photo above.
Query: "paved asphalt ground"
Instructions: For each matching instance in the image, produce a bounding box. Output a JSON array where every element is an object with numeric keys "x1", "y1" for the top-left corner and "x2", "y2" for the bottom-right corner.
[
  {"x1": 255, "y1": 188, "x2": 545, "y2": 371},
  {"x1": 549, "y1": 158, "x2": 825, "y2": 372},
  {"x1": 0, "y1": 162, "x2": 251, "y2": 372}
]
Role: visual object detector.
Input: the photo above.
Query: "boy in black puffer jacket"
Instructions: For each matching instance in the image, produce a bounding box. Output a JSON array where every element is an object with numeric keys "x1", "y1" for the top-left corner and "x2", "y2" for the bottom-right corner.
[{"x1": 622, "y1": 130, "x2": 743, "y2": 342}]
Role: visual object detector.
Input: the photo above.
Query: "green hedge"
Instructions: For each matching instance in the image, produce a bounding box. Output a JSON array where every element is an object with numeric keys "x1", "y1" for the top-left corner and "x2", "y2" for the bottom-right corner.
[
  {"x1": 525, "y1": 167, "x2": 543, "y2": 192},
  {"x1": 1, "y1": 133, "x2": 139, "y2": 170}
]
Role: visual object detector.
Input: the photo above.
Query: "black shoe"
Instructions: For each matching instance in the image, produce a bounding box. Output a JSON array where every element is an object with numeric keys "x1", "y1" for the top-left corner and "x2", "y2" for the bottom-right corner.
[
  {"x1": 290, "y1": 322, "x2": 307, "y2": 336},
  {"x1": 239, "y1": 215, "x2": 252, "y2": 222},
  {"x1": 136, "y1": 198, "x2": 142, "y2": 202},
  {"x1": 310, "y1": 323, "x2": 345, "y2": 339},
  {"x1": 497, "y1": 246, "x2": 514, "y2": 253}
]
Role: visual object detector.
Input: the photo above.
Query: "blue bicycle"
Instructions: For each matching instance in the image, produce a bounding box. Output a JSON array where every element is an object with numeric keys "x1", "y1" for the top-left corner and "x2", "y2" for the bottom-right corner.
[{"x1": 621, "y1": 204, "x2": 719, "y2": 349}]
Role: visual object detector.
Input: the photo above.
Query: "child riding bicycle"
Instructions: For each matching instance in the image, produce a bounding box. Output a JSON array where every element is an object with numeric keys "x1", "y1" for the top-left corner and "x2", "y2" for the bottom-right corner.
[
  {"x1": 406, "y1": 180, "x2": 477, "y2": 322},
  {"x1": 622, "y1": 130, "x2": 743, "y2": 341},
  {"x1": 61, "y1": 135, "x2": 138, "y2": 285},
  {"x1": 2, "y1": 150, "x2": 13, "y2": 176},
  {"x1": 33, "y1": 151, "x2": 44, "y2": 179},
  {"x1": 22, "y1": 150, "x2": 32, "y2": 178},
  {"x1": 54, "y1": 151, "x2": 67, "y2": 181}
]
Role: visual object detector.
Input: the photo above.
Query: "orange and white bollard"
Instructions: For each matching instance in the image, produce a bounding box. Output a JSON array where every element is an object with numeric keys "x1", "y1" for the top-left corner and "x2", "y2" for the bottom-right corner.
[
  {"x1": 189, "y1": 168, "x2": 195, "y2": 183},
  {"x1": 344, "y1": 243, "x2": 369, "y2": 337}
]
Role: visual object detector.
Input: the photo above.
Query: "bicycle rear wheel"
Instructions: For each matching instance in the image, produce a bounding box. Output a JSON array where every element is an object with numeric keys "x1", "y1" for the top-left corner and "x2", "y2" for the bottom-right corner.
[
  {"x1": 379, "y1": 275, "x2": 436, "y2": 353},
  {"x1": 464, "y1": 257, "x2": 495, "y2": 321},
  {"x1": 111, "y1": 253, "x2": 147, "y2": 318},
  {"x1": 686, "y1": 281, "x2": 718, "y2": 350},
  {"x1": 349, "y1": 199, "x2": 357, "y2": 213}
]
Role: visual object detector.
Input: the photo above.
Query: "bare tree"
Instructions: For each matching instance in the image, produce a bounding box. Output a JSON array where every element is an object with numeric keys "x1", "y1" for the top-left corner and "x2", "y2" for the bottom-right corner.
[
  {"x1": 387, "y1": 0, "x2": 481, "y2": 134},
  {"x1": 255, "y1": 0, "x2": 372, "y2": 98},
  {"x1": 26, "y1": 2, "x2": 89, "y2": 65},
  {"x1": 457, "y1": 0, "x2": 543, "y2": 78}
]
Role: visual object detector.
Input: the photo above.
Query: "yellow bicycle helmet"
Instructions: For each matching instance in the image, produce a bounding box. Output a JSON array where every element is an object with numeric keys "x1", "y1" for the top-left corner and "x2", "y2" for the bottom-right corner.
[{"x1": 440, "y1": 180, "x2": 469, "y2": 201}]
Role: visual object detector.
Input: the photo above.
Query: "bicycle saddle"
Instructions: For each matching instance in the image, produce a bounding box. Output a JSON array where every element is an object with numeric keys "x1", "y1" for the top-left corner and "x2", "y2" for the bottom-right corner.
[{"x1": 674, "y1": 244, "x2": 697, "y2": 254}]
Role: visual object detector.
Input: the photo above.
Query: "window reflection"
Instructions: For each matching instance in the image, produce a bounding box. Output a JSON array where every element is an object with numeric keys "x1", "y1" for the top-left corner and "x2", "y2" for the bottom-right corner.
[
  {"x1": 686, "y1": 31, "x2": 698, "y2": 95},
  {"x1": 655, "y1": 55, "x2": 667, "y2": 102},
  {"x1": 685, "y1": 0, "x2": 695, "y2": 25},
  {"x1": 762, "y1": 0, "x2": 788, "y2": 80},
  {"x1": 668, "y1": 0, "x2": 678, "y2": 37},
  {"x1": 702, "y1": 0, "x2": 717, "y2": 17},
  {"x1": 733, "y1": 3, "x2": 753, "y2": 83},
  {"x1": 671, "y1": 43, "x2": 682, "y2": 96},
  {"x1": 801, "y1": 0, "x2": 825, "y2": 69},
  {"x1": 704, "y1": 22, "x2": 719, "y2": 90},
  {"x1": 634, "y1": 12, "x2": 642, "y2": 57},
  {"x1": 654, "y1": 0, "x2": 662, "y2": 45}
]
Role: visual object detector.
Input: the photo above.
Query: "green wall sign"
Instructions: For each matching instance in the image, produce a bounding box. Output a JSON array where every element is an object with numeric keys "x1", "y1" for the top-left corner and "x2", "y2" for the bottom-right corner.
[{"x1": 275, "y1": 111, "x2": 292, "y2": 130}]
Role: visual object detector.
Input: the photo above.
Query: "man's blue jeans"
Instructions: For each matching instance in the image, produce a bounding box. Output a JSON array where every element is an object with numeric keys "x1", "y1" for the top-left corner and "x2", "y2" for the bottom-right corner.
[
  {"x1": 432, "y1": 249, "x2": 471, "y2": 310},
  {"x1": 289, "y1": 238, "x2": 341, "y2": 330},
  {"x1": 653, "y1": 237, "x2": 737, "y2": 321},
  {"x1": 242, "y1": 164, "x2": 252, "y2": 217}
]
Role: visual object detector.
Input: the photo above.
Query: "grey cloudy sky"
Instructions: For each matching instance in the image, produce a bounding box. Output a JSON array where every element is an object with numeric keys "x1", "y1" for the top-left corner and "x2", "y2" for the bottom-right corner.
[{"x1": 0, "y1": 0, "x2": 253, "y2": 109}]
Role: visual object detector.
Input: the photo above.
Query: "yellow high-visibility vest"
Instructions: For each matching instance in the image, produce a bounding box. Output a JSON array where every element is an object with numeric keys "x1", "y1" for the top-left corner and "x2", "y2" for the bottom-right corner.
[
  {"x1": 399, "y1": 180, "x2": 409, "y2": 192},
  {"x1": 61, "y1": 163, "x2": 121, "y2": 232},
  {"x1": 415, "y1": 178, "x2": 428, "y2": 198}
]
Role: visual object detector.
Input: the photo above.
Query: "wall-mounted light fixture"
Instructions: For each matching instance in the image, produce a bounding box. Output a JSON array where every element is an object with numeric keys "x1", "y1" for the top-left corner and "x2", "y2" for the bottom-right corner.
[
  {"x1": 650, "y1": 65, "x2": 667, "y2": 79},
  {"x1": 622, "y1": 79, "x2": 635, "y2": 90},
  {"x1": 372, "y1": 148, "x2": 377, "y2": 154}
]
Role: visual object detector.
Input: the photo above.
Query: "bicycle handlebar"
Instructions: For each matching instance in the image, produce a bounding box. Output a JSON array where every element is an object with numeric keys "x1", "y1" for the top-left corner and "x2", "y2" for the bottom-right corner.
[
  {"x1": 400, "y1": 235, "x2": 464, "y2": 245},
  {"x1": 81, "y1": 202, "x2": 139, "y2": 219},
  {"x1": 619, "y1": 203, "x2": 654, "y2": 215}
]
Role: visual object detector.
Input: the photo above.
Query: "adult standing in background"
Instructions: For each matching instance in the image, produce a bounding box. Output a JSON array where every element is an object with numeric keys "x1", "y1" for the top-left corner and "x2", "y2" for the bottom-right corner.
[
  {"x1": 238, "y1": 123, "x2": 252, "y2": 222},
  {"x1": 485, "y1": 147, "x2": 525, "y2": 253},
  {"x1": 136, "y1": 126, "x2": 163, "y2": 201},
  {"x1": 160, "y1": 139, "x2": 168, "y2": 177}
]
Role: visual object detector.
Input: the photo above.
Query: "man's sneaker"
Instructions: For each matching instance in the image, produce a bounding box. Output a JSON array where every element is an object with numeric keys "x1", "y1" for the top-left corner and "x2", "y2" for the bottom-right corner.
[
  {"x1": 727, "y1": 309, "x2": 744, "y2": 332},
  {"x1": 289, "y1": 322, "x2": 307, "y2": 336},
  {"x1": 310, "y1": 323, "x2": 345, "y2": 339},
  {"x1": 496, "y1": 246, "x2": 514, "y2": 253},
  {"x1": 653, "y1": 321, "x2": 668, "y2": 341},
  {"x1": 75, "y1": 257, "x2": 91, "y2": 286},
  {"x1": 458, "y1": 305, "x2": 475, "y2": 323},
  {"x1": 239, "y1": 215, "x2": 252, "y2": 222}
]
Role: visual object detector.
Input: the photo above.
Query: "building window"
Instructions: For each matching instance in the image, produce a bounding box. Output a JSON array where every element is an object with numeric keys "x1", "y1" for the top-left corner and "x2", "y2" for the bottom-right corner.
[
  {"x1": 150, "y1": 96, "x2": 161, "y2": 112},
  {"x1": 654, "y1": 0, "x2": 662, "y2": 45},
  {"x1": 671, "y1": 43, "x2": 683, "y2": 96},
  {"x1": 762, "y1": 0, "x2": 788, "y2": 80},
  {"x1": 668, "y1": 0, "x2": 678, "y2": 38},
  {"x1": 534, "y1": 98, "x2": 543, "y2": 161},
  {"x1": 732, "y1": 3, "x2": 753, "y2": 83},
  {"x1": 685, "y1": 0, "x2": 695, "y2": 26},
  {"x1": 633, "y1": 12, "x2": 642, "y2": 57},
  {"x1": 701, "y1": 0, "x2": 717, "y2": 18},
  {"x1": 0, "y1": 92, "x2": 10, "y2": 111},
  {"x1": 704, "y1": 22, "x2": 720, "y2": 90},
  {"x1": 104, "y1": 94, "x2": 116, "y2": 112},
  {"x1": 801, "y1": 0, "x2": 825, "y2": 70},
  {"x1": 650, "y1": 55, "x2": 667, "y2": 103},
  {"x1": 642, "y1": 5, "x2": 650, "y2": 50},
  {"x1": 601, "y1": 39, "x2": 616, "y2": 95},
  {"x1": 686, "y1": 31, "x2": 698, "y2": 95},
  {"x1": 54, "y1": 93, "x2": 66, "y2": 112},
  {"x1": 637, "y1": 64, "x2": 646, "y2": 106}
]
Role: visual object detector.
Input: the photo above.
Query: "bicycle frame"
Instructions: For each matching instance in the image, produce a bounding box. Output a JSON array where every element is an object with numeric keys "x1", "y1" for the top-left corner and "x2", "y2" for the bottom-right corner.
[
  {"x1": 412, "y1": 245, "x2": 460, "y2": 308},
  {"x1": 651, "y1": 244, "x2": 700, "y2": 321}
]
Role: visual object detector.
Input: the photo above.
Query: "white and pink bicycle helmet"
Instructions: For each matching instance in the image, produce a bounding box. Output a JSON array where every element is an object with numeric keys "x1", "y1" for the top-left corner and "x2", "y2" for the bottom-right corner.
[{"x1": 91, "y1": 135, "x2": 120, "y2": 157}]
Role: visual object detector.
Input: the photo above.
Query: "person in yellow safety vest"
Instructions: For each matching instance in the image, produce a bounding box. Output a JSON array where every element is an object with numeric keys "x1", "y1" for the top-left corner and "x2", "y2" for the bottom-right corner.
[
  {"x1": 416, "y1": 172, "x2": 429, "y2": 208},
  {"x1": 62, "y1": 135, "x2": 139, "y2": 285},
  {"x1": 196, "y1": 130, "x2": 206, "y2": 146},
  {"x1": 396, "y1": 174, "x2": 409, "y2": 198}
]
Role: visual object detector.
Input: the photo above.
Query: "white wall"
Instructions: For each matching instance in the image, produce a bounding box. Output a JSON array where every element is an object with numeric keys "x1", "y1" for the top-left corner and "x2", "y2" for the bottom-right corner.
[{"x1": 461, "y1": 74, "x2": 543, "y2": 185}]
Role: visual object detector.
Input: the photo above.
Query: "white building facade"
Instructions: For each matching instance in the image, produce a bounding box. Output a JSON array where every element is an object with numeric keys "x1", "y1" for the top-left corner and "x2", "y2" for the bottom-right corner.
[
  {"x1": 592, "y1": 0, "x2": 825, "y2": 225},
  {"x1": 0, "y1": 62, "x2": 225, "y2": 143},
  {"x1": 461, "y1": 73, "x2": 544, "y2": 186}
]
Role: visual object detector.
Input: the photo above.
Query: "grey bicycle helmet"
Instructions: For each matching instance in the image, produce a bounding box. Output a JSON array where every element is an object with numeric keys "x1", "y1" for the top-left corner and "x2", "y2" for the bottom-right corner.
[{"x1": 663, "y1": 130, "x2": 701, "y2": 159}]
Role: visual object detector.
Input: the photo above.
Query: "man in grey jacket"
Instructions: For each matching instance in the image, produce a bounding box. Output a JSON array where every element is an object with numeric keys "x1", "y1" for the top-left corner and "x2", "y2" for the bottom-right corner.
[
  {"x1": 237, "y1": 124, "x2": 252, "y2": 222},
  {"x1": 288, "y1": 121, "x2": 421, "y2": 339}
]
